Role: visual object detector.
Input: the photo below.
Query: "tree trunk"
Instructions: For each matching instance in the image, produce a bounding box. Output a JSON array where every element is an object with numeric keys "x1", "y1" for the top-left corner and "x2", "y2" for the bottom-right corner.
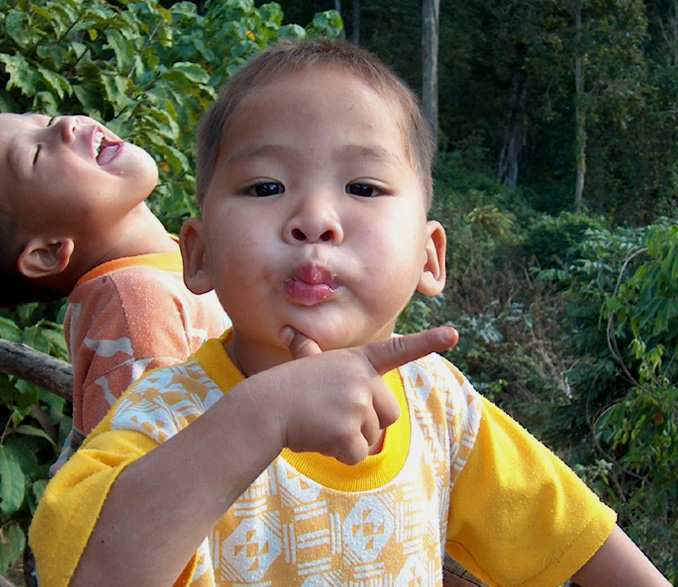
[
  {"x1": 574, "y1": 0, "x2": 586, "y2": 214},
  {"x1": 497, "y1": 70, "x2": 530, "y2": 188},
  {"x1": 335, "y1": 0, "x2": 346, "y2": 39},
  {"x1": 422, "y1": 0, "x2": 440, "y2": 154},
  {"x1": 352, "y1": 0, "x2": 361, "y2": 45}
]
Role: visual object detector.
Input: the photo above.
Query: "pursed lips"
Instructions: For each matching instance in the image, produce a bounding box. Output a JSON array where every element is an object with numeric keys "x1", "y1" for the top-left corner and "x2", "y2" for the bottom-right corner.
[{"x1": 283, "y1": 264, "x2": 340, "y2": 306}]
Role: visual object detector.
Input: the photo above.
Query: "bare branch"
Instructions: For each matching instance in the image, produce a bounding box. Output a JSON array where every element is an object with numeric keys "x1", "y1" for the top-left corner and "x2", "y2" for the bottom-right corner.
[
  {"x1": 0, "y1": 573, "x2": 19, "y2": 587},
  {"x1": 0, "y1": 339, "x2": 73, "y2": 401}
]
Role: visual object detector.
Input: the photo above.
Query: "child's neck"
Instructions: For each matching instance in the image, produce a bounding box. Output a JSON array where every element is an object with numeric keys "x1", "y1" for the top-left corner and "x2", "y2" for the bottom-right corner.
[
  {"x1": 225, "y1": 336, "x2": 292, "y2": 377},
  {"x1": 58, "y1": 203, "x2": 178, "y2": 293},
  {"x1": 89, "y1": 204, "x2": 178, "y2": 266}
]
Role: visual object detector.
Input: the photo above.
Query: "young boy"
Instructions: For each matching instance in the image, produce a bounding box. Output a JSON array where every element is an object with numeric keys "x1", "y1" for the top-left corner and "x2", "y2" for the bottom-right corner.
[
  {"x1": 0, "y1": 113, "x2": 229, "y2": 469},
  {"x1": 28, "y1": 40, "x2": 671, "y2": 587}
]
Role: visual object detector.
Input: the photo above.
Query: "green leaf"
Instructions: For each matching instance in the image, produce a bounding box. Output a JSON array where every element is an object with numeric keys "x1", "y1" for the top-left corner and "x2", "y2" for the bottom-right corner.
[
  {"x1": 15, "y1": 425, "x2": 56, "y2": 446},
  {"x1": 102, "y1": 75, "x2": 133, "y2": 115},
  {"x1": 37, "y1": 67, "x2": 73, "y2": 100},
  {"x1": 278, "y1": 24, "x2": 306, "y2": 40},
  {"x1": 166, "y1": 61, "x2": 210, "y2": 84},
  {"x1": 105, "y1": 28, "x2": 135, "y2": 73},
  {"x1": 31, "y1": 5, "x2": 54, "y2": 23},
  {"x1": 306, "y1": 10, "x2": 343, "y2": 38},
  {"x1": 4, "y1": 524, "x2": 26, "y2": 565},
  {"x1": 0, "y1": 53, "x2": 37, "y2": 97},
  {"x1": 3, "y1": 437, "x2": 41, "y2": 481},
  {"x1": 73, "y1": 83, "x2": 105, "y2": 120},
  {"x1": 0, "y1": 317, "x2": 22, "y2": 341},
  {"x1": 5, "y1": 10, "x2": 33, "y2": 48},
  {"x1": 0, "y1": 542, "x2": 8, "y2": 575},
  {"x1": 0, "y1": 445, "x2": 26, "y2": 515}
]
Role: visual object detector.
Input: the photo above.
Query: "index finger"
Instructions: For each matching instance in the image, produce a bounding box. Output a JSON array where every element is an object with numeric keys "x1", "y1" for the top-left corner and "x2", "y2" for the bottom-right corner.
[{"x1": 363, "y1": 327, "x2": 458, "y2": 376}]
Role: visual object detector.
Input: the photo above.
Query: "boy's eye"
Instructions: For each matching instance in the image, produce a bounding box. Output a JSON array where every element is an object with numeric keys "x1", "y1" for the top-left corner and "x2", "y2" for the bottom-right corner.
[
  {"x1": 346, "y1": 183, "x2": 380, "y2": 198},
  {"x1": 245, "y1": 182, "x2": 285, "y2": 198},
  {"x1": 33, "y1": 117, "x2": 56, "y2": 165}
]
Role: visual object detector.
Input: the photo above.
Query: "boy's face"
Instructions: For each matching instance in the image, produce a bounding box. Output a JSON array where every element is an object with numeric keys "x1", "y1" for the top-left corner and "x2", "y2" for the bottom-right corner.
[
  {"x1": 0, "y1": 113, "x2": 157, "y2": 240},
  {"x1": 183, "y1": 66, "x2": 446, "y2": 375}
]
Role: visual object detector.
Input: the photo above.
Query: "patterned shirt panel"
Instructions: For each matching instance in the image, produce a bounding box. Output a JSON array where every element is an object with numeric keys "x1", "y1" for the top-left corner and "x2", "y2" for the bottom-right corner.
[{"x1": 110, "y1": 350, "x2": 481, "y2": 586}]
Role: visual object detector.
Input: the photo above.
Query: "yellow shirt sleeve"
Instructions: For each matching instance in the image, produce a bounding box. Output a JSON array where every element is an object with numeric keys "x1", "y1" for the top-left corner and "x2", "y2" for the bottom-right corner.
[
  {"x1": 28, "y1": 427, "x2": 159, "y2": 587},
  {"x1": 446, "y1": 397, "x2": 617, "y2": 587}
]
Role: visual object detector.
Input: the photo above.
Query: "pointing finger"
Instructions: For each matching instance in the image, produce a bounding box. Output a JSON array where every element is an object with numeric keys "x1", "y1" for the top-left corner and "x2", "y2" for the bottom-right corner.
[{"x1": 363, "y1": 326, "x2": 458, "y2": 376}]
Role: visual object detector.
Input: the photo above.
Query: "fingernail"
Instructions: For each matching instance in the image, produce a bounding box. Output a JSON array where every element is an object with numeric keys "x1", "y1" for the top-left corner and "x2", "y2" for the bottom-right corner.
[{"x1": 280, "y1": 326, "x2": 295, "y2": 346}]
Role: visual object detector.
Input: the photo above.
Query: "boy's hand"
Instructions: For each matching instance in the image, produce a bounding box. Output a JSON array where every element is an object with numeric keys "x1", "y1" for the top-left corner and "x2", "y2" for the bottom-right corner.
[{"x1": 271, "y1": 327, "x2": 458, "y2": 465}]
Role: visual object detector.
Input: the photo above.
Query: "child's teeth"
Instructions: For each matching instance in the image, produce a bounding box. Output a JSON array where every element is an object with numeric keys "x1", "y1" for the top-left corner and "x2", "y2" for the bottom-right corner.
[{"x1": 94, "y1": 132, "x2": 104, "y2": 158}]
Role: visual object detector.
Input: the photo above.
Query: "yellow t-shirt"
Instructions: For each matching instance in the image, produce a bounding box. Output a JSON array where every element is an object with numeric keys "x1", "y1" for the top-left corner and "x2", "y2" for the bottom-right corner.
[{"x1": 29, "y1": 331, "x2": 616, "y2": 587}]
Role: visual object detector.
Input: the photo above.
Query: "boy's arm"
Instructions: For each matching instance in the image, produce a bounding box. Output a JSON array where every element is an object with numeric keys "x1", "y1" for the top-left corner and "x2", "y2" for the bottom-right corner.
[
  {"x1": 571, "y1": 524, "x2": 671, "y2": 586},
  {"x1": 69, "y1": 327, "x2": 458, "y2": 587}
]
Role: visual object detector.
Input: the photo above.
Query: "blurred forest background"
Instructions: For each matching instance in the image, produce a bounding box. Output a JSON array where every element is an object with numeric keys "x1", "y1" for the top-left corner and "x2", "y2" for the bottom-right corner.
[{"x1": 0, "y1": 0, "x2": 676, "y2": 583}]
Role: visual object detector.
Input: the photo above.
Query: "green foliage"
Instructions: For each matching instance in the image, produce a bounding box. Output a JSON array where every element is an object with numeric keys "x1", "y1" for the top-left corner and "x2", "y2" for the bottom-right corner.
[
  {"x1": 0, "y1": 302, "x2": 69, "y2": 576},
  {"x1": 0, "y1": 0, "x2": 341, "y2": 577},
  {"x1": 523, "y1": 212, "x2": 606, "y2": 269},
  {"x1": 533, "y1": 220, "x2": 678, "y2": 581},
  {"x1": 417, "y1": 151, "x2": 676, "y2": 577}
]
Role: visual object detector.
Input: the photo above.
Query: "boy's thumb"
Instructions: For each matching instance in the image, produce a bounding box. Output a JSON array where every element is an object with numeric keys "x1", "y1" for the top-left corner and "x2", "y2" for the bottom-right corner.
[
  {"x1": 364, "y1": 327, "x2": 459, "y2": 375},
  {"x1": 282, "y1": 327, "x2": 323, "y2": 359}
]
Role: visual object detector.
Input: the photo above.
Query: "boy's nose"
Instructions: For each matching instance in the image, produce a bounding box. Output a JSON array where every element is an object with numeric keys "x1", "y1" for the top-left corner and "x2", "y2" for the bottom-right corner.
[
  {"x1": 282, "y1": 197, "x2": 344, "y2": 245},
  {"x1": 53, "y1": 116, "x2": 80, "y2": 142}
]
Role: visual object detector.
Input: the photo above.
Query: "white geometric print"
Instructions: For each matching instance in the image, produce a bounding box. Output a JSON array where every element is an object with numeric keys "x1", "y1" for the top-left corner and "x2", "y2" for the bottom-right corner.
[
  {"x1": 222, "y1": 518, "x2": 283, "y2": 582},
  {"x1": 276, "y1": 459, "x2": 322, "y2": 504},
  {"x1": 394, "y1": 553, "x2": 428, "y2": 587},
  {"x1": 300, "y1": 575, "x2": 334, "y2": 586},
  {"x1": 83, "y1": 335, "x2": 134, "y2": 357},
  {"x1": 342, "y1": 496, "x2": 394, "y2": 563}
]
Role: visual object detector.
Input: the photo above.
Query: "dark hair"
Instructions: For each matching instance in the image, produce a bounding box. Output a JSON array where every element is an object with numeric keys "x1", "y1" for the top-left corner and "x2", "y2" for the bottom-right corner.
[
  {"x1": 0, "y1": 209, "x2": 63, "y2": 307},
  {"x1": 196, "y1": 38, "x2": 434, "y2": 208}
]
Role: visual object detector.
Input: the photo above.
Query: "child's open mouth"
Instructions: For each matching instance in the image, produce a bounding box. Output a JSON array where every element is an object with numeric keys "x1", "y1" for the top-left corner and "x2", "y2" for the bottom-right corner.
[{"x1": 93, "y1": 130, "x2": 121, "y2": 165}]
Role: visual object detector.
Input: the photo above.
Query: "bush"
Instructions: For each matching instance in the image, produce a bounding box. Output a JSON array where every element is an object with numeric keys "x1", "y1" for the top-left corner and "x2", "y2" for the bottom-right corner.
[
  {"x1": 535, "y1": 220, "x2": 678, "y2": 581},
  {"x1": 522, "y1": 211, "x2": 607, "y2": 269}
]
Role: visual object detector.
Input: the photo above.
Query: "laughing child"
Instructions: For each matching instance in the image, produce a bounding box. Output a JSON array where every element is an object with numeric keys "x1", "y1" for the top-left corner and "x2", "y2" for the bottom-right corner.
[{"x1": 0, "y1": 113, "x2": 229, "y2": 469}]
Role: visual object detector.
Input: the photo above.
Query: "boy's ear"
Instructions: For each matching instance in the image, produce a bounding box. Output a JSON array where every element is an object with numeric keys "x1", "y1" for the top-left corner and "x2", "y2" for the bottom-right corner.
[
  {"x1": 417, "y1": 220, "x2": 447, "y2": 296},
  {"x1": 180, "y1": 218, "x2": 215, "y2": 295},
  {"x1": 17, "y1": 238, "x2": 75, "y2": 279}
]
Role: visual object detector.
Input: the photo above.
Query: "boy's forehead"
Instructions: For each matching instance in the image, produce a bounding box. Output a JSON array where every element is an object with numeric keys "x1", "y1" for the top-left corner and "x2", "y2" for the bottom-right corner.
[
  {"x1": 219, "y1": 72, "x2": 408, "y2": 164},
  {"x1": 224, "y1": 66, "x2": 408, "y2": 147}
]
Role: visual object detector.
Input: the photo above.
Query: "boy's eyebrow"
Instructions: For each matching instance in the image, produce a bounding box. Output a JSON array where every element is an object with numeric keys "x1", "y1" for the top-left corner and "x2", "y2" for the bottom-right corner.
[
  {"x1": 341, "y1": 144, "x2": 406, "y2": 168},
  {"x1": 225, "y1": 143, "x2": 406, "y2": 169}
]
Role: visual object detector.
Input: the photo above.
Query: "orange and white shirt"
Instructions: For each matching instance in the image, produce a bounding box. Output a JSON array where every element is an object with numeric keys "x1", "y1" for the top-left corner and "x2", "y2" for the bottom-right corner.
[
  {"x1": 52, "y1": 251, "x2": 229, "y2": 472},
  {"x1": 31, "y1": 331, "x2": 616, "y2": 587}
]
